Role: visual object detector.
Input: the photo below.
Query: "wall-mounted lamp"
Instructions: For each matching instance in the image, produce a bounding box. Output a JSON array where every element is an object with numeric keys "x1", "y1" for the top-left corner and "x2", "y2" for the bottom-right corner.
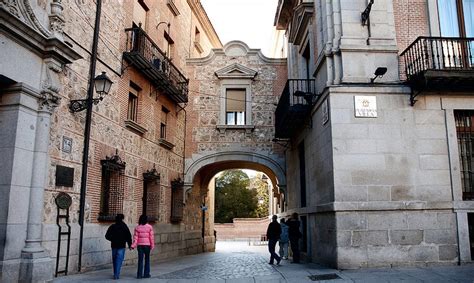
[
  {"x1": 69, "y1": 71, "x2": 113, "y2": 112},
  {"x1": 361, "y1": 0, "x2": 374, "y2": 26},
  {"x1": 370, "y1": 67, "x2": 387, "y2": 83},
  {"x1": 156, "y1": 21, "x2": 171, "y2": 56}
]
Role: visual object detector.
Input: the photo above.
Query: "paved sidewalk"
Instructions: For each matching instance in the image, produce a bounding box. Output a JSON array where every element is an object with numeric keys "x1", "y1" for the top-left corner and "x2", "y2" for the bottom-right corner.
[{"x1": 54, "y1": 241, "x2": 474, "y2": 282}]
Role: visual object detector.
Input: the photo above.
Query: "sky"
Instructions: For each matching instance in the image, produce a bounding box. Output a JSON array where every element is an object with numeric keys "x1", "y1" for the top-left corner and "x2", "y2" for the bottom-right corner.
[{"x1": 201, "y1": 0, "x2": 279, "y2": 55}]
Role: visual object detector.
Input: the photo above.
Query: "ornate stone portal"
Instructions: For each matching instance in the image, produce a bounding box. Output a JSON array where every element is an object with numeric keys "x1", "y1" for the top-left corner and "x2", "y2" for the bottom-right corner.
[{"x1": 0, "y1": 0, "x2": 80, "y2": 282}]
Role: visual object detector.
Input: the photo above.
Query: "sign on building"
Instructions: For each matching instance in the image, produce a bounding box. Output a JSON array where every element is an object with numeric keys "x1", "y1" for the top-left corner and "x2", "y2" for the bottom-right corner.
[{"x1": 354, "y1": 96, "x2": 377, "y2": 118}]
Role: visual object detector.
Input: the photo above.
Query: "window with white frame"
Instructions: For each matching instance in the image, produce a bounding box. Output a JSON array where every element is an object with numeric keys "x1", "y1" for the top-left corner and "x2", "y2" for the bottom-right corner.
[{"x1": 226, "y1": 88, "x2": 246, "y2": 125}]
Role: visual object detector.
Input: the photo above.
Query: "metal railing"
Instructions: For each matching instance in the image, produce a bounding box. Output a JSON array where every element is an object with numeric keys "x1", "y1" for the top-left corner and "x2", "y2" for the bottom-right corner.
[
  {"x1": 124, "y1": 26, "x2": 188, "y2": 101},
  {"x1": 275, "y1": 79, "x2": 317, "y2": 121},
  {"x1": 400, "y1": 36, "x2": 474, "y2": 79}
]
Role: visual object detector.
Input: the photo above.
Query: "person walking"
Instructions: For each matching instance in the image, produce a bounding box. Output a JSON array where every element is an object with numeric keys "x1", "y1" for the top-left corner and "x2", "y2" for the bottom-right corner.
[
  {"x1": 266, "y1": 215, "x2": 281, "y2": 265},
  {"x1": 105, "y1": 214, "x2": 132, "y2": 280},
  {"x1": 279, "y1": 218, "x2": 289, "y2": 260},
  {"x1": 287, "y1": 212, "x2": 302, "y2": 263},
  {"x1": 131, "y1": 215, "x2": 155, "y2": 279}
]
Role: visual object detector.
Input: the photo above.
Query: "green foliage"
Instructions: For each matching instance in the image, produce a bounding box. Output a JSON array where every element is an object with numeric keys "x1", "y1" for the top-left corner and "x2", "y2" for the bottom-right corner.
[
  {"x1": 215, "y1": 170, "x2": 258, "y2": 223},
  {"x1": 253, "y1": 177, "x2": 269, "y2": 218}
]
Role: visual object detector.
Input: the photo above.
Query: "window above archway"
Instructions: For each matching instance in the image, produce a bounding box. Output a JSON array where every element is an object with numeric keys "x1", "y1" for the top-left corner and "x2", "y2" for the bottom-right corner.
[{"x1": 215, "y1": 63, "x2": 257, "y2": 134}]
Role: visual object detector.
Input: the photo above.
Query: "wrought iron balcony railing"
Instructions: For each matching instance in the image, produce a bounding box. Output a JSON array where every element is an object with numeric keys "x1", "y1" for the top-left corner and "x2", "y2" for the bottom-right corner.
[
  {"x1": 401, "y1": 36, "x2": 474, "y2": 77},
  {"x1": 400, "y1": 36, "x2": 474, "y2": 104},
  {"x1": 123, "y1": 27, "x2": 188, "y2": 103},
  {"x1": 275, "y1": 79, "x2": 317, "y2": 139}
]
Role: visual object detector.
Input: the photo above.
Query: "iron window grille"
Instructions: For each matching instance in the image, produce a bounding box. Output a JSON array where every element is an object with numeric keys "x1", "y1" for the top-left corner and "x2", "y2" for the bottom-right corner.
[
  {"x1": 455, "y1": 110, "x2": 474, "y2": 200},
  {"x1": 170, "y1": 178, "x2": 184, "y2": 223},
  {"x1": 98, "y1": 151, "x2": 126, "y2": 221},
  {"x1": 143, "y1": 168, "x2": 161, "y2": 222}
]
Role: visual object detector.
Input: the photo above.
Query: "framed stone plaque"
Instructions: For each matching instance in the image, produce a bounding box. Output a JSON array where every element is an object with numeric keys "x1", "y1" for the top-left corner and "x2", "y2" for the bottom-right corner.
[{"x1": 55, "y1": 165, "x2": 74, "y2": 187}]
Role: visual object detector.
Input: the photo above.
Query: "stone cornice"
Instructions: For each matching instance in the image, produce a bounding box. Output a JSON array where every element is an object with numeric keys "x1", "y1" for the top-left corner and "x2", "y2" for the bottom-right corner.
[
  {"x1": 288, "y1": 2, "x2": 314, "y2": 45},
  {"x1": 186, "y1": 41, "x2": 287, "y2": 65},
  {"x1": 187, "y1": 0, "x2": 222, "y2": 48}
]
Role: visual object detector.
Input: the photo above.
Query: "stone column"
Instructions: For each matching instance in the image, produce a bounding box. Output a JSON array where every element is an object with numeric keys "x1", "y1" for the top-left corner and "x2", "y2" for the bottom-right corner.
[
  {"x1": 19, "y1": 92, "x2": 57, "y2": 282},
  {"x1": 19, "y1": 89, "x2": 59, "y2": 282}
]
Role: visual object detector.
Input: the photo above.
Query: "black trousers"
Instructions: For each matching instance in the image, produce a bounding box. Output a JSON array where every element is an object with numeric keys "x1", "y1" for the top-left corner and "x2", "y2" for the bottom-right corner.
[{"x1": 290, "y1": 237, "x2": 300, "y2": 263}]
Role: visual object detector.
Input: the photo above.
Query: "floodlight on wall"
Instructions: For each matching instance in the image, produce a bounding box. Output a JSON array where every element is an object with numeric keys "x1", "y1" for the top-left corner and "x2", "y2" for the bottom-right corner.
[
  {"x1": 370, "y1": 67, "x2": 387, "y2": 83},
  {"x1": 69, "y1": 72, "x2": 113, "y2": 112}
]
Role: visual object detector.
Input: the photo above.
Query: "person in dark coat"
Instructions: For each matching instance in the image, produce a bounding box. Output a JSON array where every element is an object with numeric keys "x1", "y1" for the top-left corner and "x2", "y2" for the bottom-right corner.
[
  {"x1": 105, "y1": 214, "x2": 132, "y2": 280},
  {"x1": 266, "y1": 215, "x2": 282, "y2": 265},
  {"x1": 287, "y1": 212, "x2": 301, "y2": 263}
]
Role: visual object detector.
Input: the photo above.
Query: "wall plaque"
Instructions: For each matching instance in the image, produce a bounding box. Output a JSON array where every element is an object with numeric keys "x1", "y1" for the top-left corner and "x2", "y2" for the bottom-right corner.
[
  {"x1": 354, "y1": 96, "x2": 377, "y2": 118},
  {"x1": 62, "y1": 137, "x2": 72, "y2": 153},
  {"x1": 55, "y1": 165, "x2": 74, "y2": 187}
]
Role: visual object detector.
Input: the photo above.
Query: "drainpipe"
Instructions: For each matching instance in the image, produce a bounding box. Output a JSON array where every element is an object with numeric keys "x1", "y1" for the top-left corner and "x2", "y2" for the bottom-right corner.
[
  {"x1": 325, "y1": 0, "x2": 334, "y2": 86},
  {"x1": 332, "y1": 0, "x2": 342, "y2": 84},
  {"x1": 78, "y1": 0, "x2": 103, "y2": 272}
]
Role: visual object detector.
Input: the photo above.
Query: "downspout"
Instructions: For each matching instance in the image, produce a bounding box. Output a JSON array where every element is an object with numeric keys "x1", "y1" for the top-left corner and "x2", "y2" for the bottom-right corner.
[
  {"x1": 332, "y1": 0, "x2": 342, "y2": 84},
  {"x1": 441, "y1": 100, "x2": 462, "y2": 265},
  {"x1": 325, "y1": 0, "x2": 334, "y2": 86}
]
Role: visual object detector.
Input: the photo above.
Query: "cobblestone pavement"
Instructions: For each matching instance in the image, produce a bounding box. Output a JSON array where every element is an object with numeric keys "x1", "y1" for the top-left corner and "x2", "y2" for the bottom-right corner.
[
  {"x1": 156, "y1": 251, "x2": 277, "y2": 280},
  {"x1": 54, "y1": 241, "x2": 474, "y2": 282}
]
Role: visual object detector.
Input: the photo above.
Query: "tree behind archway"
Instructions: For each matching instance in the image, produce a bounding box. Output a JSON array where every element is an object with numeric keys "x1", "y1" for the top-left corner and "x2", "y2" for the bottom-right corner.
[{"x1": 215, "y1": 169, "x2": 258, "y2": 223}]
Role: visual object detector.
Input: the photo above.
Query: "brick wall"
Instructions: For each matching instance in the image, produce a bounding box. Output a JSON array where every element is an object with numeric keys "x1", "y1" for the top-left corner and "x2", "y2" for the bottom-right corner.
[{"x1": 214, "y1": 218, "x2": 269, "y2": 240}]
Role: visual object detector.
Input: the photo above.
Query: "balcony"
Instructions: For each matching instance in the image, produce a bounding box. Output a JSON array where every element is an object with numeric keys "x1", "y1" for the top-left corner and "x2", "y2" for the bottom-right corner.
[
  {"x1": 274, "y1": 79, "x2": 317, "y2": 139},
  {"x1": 123, "y1": 27, "x2": 188, "y2": 103},
  {"x1": 401, "y1": 37, "x2": 474, "y2": 104}
]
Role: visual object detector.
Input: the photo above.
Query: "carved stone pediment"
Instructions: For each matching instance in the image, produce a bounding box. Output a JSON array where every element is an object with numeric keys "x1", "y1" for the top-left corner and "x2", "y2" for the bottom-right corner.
[
  {"x1": 0, "y1": 0, "x2": 81, "y2": 65},
  {"x1": 288, "y1": 2, "x2": 314, "y2": 45},
  {"x1": 214, "y1": 63, "x2": 257, "y2": 80}
]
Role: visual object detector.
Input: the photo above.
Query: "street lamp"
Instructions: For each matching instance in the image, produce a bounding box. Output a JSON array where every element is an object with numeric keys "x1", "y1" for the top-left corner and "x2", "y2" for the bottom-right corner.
[
  {"x1": 71, "y1": 0, "x2": 111, "y2": 272},
  {"x1": 69, "y1": 71, "x2": 113, "y2": 112}
]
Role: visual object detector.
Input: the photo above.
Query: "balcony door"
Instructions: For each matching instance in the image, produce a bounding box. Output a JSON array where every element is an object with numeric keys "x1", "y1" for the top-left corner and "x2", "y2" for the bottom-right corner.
[{"x1": 438, "y1": 0, "x2": 474, "y2": 67}]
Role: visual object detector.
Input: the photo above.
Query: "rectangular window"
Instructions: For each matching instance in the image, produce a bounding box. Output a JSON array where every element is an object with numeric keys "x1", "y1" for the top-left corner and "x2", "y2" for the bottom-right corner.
[
  {"x1": 455, "y1": 110, "x2": 474, "y2": 200},
  {"x1": 438, "y1": 0, "x2": 474, "y2": 67},
  {"x1": 128, "y1": 86, "x2": 139, "y2": 122},
  {"x1": 164, "y1": 31, "x2": 174, "y2": 59},
  {"x1": 99, "y1": 153, "x2": 126, "y2": 221},
  {"x1": 170, "y1": 178, "x2": 184, "y2": 222},
  {"x1": 226, "y1": 89, "x2": 246, "y2": 125},
  {"x1": 143, "y1": 169, "x2": 160, "y2": 222},
  {"x1": 298, "y1": 141, "x2": 307, "y2": 207},
  {"x1": 161, "y1": 107, "x2": 169, "y2": 139}
]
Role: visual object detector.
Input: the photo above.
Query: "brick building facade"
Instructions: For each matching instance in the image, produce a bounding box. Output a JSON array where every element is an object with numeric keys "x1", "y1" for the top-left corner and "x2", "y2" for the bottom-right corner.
[{"x1": 0, "y1": 0, "x2": 225, "y2": 281}]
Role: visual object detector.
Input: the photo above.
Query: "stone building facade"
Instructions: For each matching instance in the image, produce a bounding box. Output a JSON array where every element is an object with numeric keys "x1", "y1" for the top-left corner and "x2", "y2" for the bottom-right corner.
[
  {"x1": 1, "y1": 0, "x2": 223, "y2": 281},
  {"x1": 274, "y1": 0, "x2": 474, "y2": 269},
  {"x1": 184, "y1": 41, "x2": 288, "y2": 239}
]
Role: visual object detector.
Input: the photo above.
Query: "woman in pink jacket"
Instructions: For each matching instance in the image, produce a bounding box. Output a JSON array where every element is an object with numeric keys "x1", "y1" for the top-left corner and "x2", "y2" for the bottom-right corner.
[{"x1": 131, "y1": 215, "x2": 154, "y2": 278}]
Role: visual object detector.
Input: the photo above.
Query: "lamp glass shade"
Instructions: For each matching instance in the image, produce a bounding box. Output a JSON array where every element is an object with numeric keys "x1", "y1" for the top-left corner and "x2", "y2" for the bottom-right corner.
[{"x1": 94, "y1": 72, "x2": 113, "y2": 95}]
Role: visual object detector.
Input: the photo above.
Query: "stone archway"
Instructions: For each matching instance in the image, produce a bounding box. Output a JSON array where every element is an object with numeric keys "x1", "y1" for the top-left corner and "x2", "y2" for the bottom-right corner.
[
  {"x1": 184, "y1": 151, "x2": 286, "y2": 194},
  {"x1": 183, "y1": 151, "x2": 286, "y2": 252}
]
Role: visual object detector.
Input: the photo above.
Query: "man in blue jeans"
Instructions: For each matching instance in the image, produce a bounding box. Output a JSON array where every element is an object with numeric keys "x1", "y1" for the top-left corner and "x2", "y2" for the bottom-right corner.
[
  {"x1": 266, "y1": 215, "x2": 282, "y2": 265},
  {"x1": 105, "y1": 214, "x2": 132, "y2": 280}
]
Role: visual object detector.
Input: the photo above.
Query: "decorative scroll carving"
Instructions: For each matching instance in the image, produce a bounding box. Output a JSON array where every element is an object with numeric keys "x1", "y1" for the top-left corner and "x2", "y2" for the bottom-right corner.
[
  {"x1": 20, "y1": 0, "x2": 51, "y2": 37},
  {"x1": 0, "y1": 0, "x2": 21, "y2": 18}
]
